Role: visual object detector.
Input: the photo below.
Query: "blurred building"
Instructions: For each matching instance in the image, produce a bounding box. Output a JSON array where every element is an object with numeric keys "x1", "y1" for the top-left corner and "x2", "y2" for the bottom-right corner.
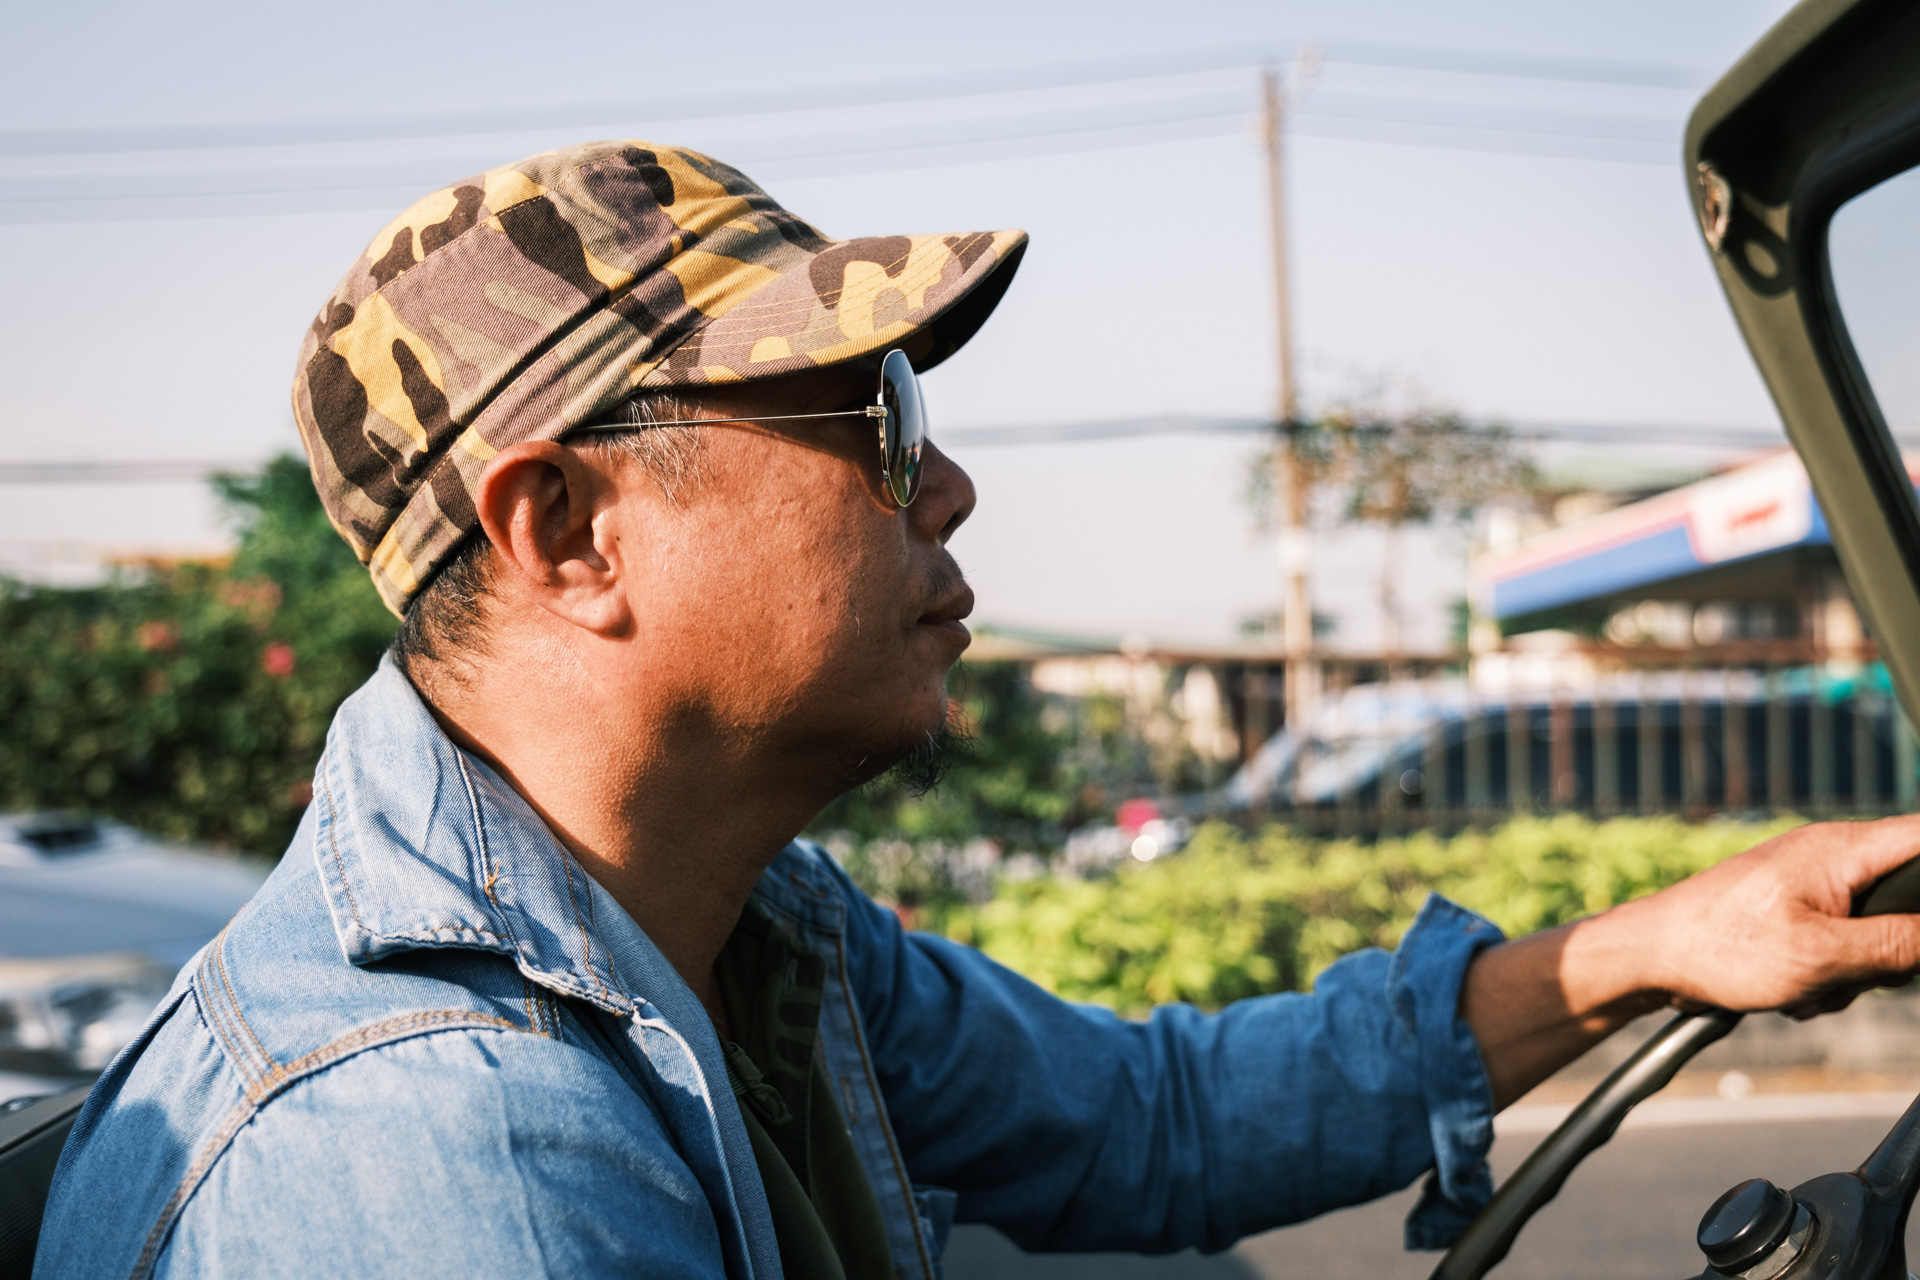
[
  {"x1": 970, "y1": 450, "x2": 1920, "y2": 825},
  {"x1": 1474, "y1": 448, "x2": 1882, "y2": 671}
]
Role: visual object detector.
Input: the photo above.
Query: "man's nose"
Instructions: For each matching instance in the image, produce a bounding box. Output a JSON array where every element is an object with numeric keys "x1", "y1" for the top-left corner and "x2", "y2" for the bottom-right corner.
[{"x1": 912, "y1": 441, "x2": 975, "y2": 544}]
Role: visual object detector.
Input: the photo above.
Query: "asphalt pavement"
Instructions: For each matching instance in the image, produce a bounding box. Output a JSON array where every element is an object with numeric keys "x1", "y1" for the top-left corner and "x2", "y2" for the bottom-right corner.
[{"x1": 943, "y1": 1110, "x2": 1920, "y2": 1280}]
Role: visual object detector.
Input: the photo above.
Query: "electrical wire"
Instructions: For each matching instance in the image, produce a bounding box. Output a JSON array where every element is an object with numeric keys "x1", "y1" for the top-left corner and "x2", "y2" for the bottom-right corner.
[
  {"x1": 0, "y1": 40, "x2": 1702, "y2": 159},
  {"x1": 937, "y1": 416, "x2": 1791, "y2": 448},
  {"x1": 0, "y1": 461, "x2": 259, "y2": 483},
  {"x1": 0, "y1": 419, "x2": 1805, "y2": 484},
  {"x1": 0, "y1": 37, "x2": 1699, "y2": 222},
  {"x1": 0, "y1": 95, "x2": 1685, "y2": 221}
]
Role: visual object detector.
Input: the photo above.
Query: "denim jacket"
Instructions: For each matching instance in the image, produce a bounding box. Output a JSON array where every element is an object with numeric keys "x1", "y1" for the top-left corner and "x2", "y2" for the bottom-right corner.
[{"x1": 36, "y1": 658, "x2": 1504, "y2": 1279}]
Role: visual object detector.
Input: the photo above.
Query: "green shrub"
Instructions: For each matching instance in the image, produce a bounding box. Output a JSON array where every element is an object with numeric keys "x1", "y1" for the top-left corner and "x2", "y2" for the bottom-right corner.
[
  {"x1": 809, "y1": 660, "x2": 1085, "y2": 857},
  {"x1": 938, "y1": 814, "x2": 1804, "y2": 1015},
  {"x1": 0, "y1": 456, "x2": 393, "y2": 853}
]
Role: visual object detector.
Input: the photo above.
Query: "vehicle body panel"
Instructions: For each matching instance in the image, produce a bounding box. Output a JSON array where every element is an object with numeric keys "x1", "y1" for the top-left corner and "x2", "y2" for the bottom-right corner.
[{"x1": 1686, "y1": 0, "x2": 1920, "y2": 730}]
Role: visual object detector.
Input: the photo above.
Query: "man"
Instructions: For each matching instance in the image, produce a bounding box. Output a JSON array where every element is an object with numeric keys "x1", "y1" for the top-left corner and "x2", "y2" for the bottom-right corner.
[{"x1": 34, "y1": 140, "x2": 1920, "y2": 1279}]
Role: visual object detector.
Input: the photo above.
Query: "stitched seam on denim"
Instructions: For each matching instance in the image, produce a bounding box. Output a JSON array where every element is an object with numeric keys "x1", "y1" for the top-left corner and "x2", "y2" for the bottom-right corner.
[
  {"x1": 250, "y1": 1010, "x2": 525, "y2": 1101},
  {"x1": 190, "y1": 949, "x2": 258, "y2": 1095},
  {"x1": 384, "y1": 926, "x2": 510, "y2": 944},
  {"x1": 520, "y1": 978, "x2": 559, "y2": 1038},
  {"x1": 447, "y1": 754, "x2": 566, "y2": 1013},
  {"x1": 129, "y1": 1096, "x2": 256, "y2": 1280},
  {"x1": 319, "y1": 752, "x2": 366, "y2": 930},
  {"x1": 127, "y1": 1013, "x2": 534, "y2": 1280},
  {"x1": 559, "y1": 855, "x2": 613, "y2": 1002},
  {"x1": 210, "y1": 928, "x2": 277, "y2": 1081},
  {"x1": 766, "y1": 843, "x2": 848, "y2": 929},
  {"x1": 568, "y1": 1002, "x2": 649, "y2": 1096},
  {"x1": 454, "y1": 750, "x2": 510, "y2": 929},
  {"x1": 197, "y1": 969, "x2": 258, "y2": 1091},
  {"x1": 832, "y1": 935, "x2": 936, "y2": 1279}
]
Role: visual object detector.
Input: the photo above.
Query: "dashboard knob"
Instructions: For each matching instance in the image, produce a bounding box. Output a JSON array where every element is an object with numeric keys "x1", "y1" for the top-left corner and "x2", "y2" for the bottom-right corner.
[{"x1": 1697, "y1": 1179, "x2": 1796, "y2": 1274}]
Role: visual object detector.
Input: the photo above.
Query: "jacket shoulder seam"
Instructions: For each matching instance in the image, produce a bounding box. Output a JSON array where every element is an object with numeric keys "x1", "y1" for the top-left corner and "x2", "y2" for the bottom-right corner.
[
  {"x1": 128, "y1": 1011, "x2": 540, "y2": 1280},
  {"x1": 254, "y1": 1009, "x2": 529, "y2": 1101},
  {"x1": 192, "y1": 932, "x2": 274, "y2": 1092}
]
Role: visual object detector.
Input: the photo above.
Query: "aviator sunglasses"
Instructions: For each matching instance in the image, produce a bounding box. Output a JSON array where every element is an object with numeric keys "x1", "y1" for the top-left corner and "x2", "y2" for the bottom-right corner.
[{"x1": 572, "y1": 347, "x2": 927, "y2": 507}]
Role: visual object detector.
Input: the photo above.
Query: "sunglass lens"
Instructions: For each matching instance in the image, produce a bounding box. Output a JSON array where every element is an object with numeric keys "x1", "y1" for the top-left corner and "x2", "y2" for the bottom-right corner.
[{"x1": 878, "y1": 349, "x2": 924, "y2": 507}]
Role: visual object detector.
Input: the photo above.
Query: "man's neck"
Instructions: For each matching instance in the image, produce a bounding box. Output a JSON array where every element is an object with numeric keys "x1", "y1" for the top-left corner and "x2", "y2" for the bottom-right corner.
[{"x1": 408, "y1": 655, "x2": 829, "y2": 1009}]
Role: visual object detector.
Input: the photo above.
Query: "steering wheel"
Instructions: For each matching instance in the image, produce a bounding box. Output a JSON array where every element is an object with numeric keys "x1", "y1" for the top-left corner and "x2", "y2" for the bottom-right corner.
[{"x1": 1435, "y1": 858, "x2": 1920, "y2": 1280}]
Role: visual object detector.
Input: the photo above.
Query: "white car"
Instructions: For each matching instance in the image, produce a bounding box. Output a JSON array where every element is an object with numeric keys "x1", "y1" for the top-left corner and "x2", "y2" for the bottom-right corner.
[{"x1": 0, "y1": 812, "x2": 268, "y2": 1100}]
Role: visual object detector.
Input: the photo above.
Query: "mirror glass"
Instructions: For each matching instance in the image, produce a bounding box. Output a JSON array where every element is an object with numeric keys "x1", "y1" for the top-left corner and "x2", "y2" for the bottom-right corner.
[{"x1": 1829, "y1": 167, "x2": 1920, "y2": 434}]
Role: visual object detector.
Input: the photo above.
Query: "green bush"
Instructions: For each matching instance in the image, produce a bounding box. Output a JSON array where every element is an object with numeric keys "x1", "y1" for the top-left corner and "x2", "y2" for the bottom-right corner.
[
  {"x1": 938, "y1": 814, "x2": 1804, "y2": 1015},
  {"x1": 809, "y1": 660, "x2": 1085, "y2": 859},
  {"x1": 0, "y1": 456, "x2": 393, "y2": 853}
]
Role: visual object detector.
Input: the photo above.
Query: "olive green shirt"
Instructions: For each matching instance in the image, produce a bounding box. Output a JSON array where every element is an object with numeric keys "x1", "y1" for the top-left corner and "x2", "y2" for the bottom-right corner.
[{"x1": 715, "y1": 900, "x2": 894, "y2": 1280}]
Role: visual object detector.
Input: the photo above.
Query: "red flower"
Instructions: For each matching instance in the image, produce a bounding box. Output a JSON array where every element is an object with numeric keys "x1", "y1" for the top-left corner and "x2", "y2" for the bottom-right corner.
[
  {"x1": 260, "y1": 642, "x2": 296, "y2": 678},
  {"x1": 136, "y1": 621, "x2": 179, "y2": 653},
  {"x1": 221, "y1": 577, "x2": 283, "y2": 621}
]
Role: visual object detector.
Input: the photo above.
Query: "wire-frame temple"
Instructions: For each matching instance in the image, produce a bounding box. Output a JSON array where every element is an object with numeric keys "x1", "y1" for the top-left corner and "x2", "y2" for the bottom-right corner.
[{"x1": 572, "y1": 406, "x2": 889, "y2": 435}]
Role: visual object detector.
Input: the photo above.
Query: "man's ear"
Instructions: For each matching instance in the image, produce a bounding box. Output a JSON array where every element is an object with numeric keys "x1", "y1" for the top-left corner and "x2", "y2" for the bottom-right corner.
[{"x1": 474, "y1": 441, "x2": 632, "y2": 635}]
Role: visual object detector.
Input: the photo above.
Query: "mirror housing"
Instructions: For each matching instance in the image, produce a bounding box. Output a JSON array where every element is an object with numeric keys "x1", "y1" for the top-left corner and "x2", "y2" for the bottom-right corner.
[{"x1": 1688, "y1": 0, "x2": 1920, "y2": 732}]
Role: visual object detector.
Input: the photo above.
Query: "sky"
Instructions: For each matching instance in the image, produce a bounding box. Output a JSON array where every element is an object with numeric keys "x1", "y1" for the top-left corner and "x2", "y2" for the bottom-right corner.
[
  {"x1": 0, "y1": 0, "x2": 1802, "y2": 647},
  {"x1": 1832, "y1": 168, "x2": 1920, "y2": 438}
]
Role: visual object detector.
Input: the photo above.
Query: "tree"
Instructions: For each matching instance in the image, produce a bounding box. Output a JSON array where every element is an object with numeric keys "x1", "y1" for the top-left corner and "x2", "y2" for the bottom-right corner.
[
  {"x1": 0, "y1": 454, "x2": 394, "y2": 853},
  {"x1": 1327, "y1": 409, "x2": 1537, "y2": 656},
  {"x1": 808, "y1": 661, "x2": 1082, "y2": 851},
  {"x1": 1249, "y1": 409, "x2": 1536, "y2": 656},
  {"x1": 213, "y1": 455, "x2": 396, "y2": 715}
]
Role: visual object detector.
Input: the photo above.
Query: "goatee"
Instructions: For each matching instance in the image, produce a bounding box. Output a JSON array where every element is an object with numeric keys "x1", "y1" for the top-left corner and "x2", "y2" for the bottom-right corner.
[{"x1": 880, "y1": 719, "x2": 974, "y2": 796}]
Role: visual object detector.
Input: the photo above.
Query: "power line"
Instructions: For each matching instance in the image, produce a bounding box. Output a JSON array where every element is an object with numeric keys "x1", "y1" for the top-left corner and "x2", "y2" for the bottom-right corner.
[
  {"x1": 1301, "y1": 93, "x2": 1672, "y2": 147},
  {"x1": 0, "y1": 461, "x2": 257, "y2": 483},
  {"x1": 0, "y1": 36, "x2": 1701, "y2": 224},
  {"x1": 0, "y1": 93, "x2": 1684, "y2": 223},
  {"x1": 937, "y1": 416, "x2": 1793, "y2": 448},
  {"x1": 0, "y1": 420, "x2": 1804, "y2": 485},
  {"x1": 1322, "y1": 40, "x2": 1701, "y2": 90},
  {"x1": 0, "y1": 40, "x2": 1701, "y2": 160}
]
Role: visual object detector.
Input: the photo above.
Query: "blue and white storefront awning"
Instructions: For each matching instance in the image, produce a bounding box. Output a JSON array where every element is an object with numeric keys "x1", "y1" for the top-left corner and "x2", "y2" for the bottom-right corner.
[{"x1": 1474, "y1": 450, "x2": 1867, "y2": 620}]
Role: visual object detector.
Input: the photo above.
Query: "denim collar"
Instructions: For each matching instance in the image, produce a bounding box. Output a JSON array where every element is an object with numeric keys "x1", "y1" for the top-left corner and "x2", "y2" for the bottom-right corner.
[
  {"x1": 312, "y1": 656, "x2": 642, "y2": 1011},
  {"x1": 314, "y1": 656, "x2": 849, "y2": 1017}
]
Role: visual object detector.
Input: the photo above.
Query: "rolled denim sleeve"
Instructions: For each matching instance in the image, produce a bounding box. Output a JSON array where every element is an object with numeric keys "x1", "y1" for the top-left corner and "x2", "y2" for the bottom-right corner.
[
  {"x1": 841, "y1": 870, "x2": 1505, "y2": 1256},
  {"x1": 1391, "y1": 895, "x2": 1506, "y2": 1248}
]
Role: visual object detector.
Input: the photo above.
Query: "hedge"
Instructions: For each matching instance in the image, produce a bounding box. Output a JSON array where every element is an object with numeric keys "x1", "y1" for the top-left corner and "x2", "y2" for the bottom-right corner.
[
  {"x1": 0, "y1": 457, "x2": 393, "y2": 852},
  {"x1": 935, "y1": 815, "x2": 1805, "y2": 1015}
]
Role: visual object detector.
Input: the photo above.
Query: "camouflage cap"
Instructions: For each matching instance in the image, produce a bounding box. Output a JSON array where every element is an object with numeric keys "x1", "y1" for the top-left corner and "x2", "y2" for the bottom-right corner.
[{"x1": 292, "y1": 140, "x2": 1027, "y2": 616}]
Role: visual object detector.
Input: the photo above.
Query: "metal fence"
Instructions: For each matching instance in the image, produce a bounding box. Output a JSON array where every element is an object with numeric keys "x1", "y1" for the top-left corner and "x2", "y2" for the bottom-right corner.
[{"x1": 1246, "y1": 665, "x2": 1919, "y2": 834}]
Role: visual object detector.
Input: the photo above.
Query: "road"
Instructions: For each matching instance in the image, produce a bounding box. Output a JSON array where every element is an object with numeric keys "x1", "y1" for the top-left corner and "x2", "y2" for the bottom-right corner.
[{"x1": 943, "y1": 1111, "x2": 1920, "y2": 1280}]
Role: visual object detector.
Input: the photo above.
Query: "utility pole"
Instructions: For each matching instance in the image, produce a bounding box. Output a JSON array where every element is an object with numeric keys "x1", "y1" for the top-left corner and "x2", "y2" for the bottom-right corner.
[{"x1": 1262, "y1": 65, "x2": 1316, "y2": 739}]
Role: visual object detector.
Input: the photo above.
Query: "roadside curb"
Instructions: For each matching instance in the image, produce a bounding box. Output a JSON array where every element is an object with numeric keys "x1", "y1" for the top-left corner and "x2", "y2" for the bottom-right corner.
[{"x1": 1498, "y1": 1090, "x2": 1915, "y2": 1135}]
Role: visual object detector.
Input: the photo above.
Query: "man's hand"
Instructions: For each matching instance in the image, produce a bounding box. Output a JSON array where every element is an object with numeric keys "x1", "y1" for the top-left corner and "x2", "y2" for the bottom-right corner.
[
  {"x1": 1463, "y1": 815, "x2": 1920, "y2": 1109},
  {"x1": 1624, "y1": 815, "x2": 1920, "y2": 1017}
]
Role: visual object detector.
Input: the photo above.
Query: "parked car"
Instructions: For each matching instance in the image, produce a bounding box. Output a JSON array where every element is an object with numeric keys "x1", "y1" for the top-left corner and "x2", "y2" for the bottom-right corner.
[
  {"x1": 0, "y1": 812, "x2": 267, "y2": 1098},
  {"x1": 1224, "y1": 668, "x2": 1911, "y2": 819}
]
